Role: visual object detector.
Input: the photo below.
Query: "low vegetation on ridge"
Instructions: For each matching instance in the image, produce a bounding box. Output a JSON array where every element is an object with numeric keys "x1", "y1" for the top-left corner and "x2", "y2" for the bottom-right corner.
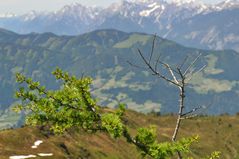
[{"x1": 1, "y1": 111, "x2": 238, "y2": 158}]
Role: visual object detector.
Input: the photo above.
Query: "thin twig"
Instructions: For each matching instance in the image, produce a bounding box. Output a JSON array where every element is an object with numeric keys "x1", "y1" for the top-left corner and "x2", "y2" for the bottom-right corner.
[
  {"x1": 182, "y1": 106, "x2": 202, "y2": 117},
  {"x1": 154, "y1": 54, "x2": 161, "y2": 72},
  {"x1": 183, "y1": 53, "x2": 202, "y2": 76},
  {"x1": 127, "y1": 60, "x2": 148, "y2": 70},
  {"x1": 159, "y1": 61, "x2": 180, "y2": 75},
  {"x1": 185, "y1": 65, "x2": 207, "y2": 84},
  {"x1": 178, "y1": 55, "x2": 189, "y2": 70},
  {"x1": 165, "y1": 63, "x2": 179, "y2": 84},
  {"x1": 137, "y1": 49, "x2": 181, "y2": 87},
  {"x1": 149, "y1": 34, "x2": 157, "y2": 64}
]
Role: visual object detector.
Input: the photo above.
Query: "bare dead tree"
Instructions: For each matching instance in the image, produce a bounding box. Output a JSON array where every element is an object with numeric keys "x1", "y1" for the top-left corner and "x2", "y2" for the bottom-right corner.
[{"x1": 128, "y1": 35, "x2": 206, "y2": 159}]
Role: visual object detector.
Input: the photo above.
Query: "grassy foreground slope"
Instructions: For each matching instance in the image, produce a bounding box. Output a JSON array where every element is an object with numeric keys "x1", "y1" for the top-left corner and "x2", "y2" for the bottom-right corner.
[{"x1": 0, "y1": 110, "x2": 239, "y2": 159}]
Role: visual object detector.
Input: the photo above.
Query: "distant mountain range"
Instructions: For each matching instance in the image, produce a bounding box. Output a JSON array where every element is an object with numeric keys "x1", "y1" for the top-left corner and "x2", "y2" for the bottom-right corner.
[
  {"x1": 0, "y1": 0, "x2": 239, "y2": 51},
  {"x1": 1, "y1": 28, "x2": 239, "y2": 115}
]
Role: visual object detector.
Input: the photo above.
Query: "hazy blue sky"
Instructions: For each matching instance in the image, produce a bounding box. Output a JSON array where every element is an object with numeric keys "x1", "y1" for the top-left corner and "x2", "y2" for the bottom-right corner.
[{"x1": 0, "y1": 0, "x2": 225, "y2": 15}]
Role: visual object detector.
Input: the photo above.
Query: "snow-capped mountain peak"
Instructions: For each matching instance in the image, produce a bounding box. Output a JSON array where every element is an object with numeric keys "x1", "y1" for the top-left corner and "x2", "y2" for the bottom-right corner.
[
  {"x1": 22, "y1": 11, "x2": 39, "y2": 21},
  {"x1": 170, "y1": 0, "x2": 201, "y2": 5},
  {"x1": 128, "y1": 0, "x2": 159, "y2": 4},
  {"x1": 215, "y1": 0, "x2": 239, "y2": 10},
  {"x1": 170, "y1": 0, "x2": 207, "y2": 9},
  {"x1": 0, "y1": 0, "x2": 238, "y2": 50},
  {"x1": 139, "y1": 2, "x2": 165, "y2": 17}
]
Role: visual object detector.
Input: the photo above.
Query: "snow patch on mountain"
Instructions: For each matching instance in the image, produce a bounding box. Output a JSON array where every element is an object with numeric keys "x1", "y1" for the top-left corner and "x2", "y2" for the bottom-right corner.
[
  {"x1": 139, "y1": 4, "x2": 161, "y2": 16},
  {"x1": 148, "y1": 2, "x2": 158, "y2": 8},
  {"x1": 172, "y1": 0, "x2": 197, "y2": 6},
  {"x1": 214, "y1": 0, "x2": 239, "y2": 10},
  {"x1": 22, "y1": 11, "x2": 38, "y2": 21},
  {"x1": 0, "y1": 13, "x2": 16, "y2": 18}
]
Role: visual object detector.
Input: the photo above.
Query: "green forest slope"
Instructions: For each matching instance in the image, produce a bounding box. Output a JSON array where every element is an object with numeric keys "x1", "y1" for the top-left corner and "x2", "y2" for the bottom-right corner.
[{"x1": 1, "y1": 29, "x2": 239, "y2": 115}]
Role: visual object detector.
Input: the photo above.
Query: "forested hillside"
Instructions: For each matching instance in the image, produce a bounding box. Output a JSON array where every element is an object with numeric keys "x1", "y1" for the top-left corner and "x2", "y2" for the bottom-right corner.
[{"x1": 1, "y1": 29, "x2": 239, "y2": 116}]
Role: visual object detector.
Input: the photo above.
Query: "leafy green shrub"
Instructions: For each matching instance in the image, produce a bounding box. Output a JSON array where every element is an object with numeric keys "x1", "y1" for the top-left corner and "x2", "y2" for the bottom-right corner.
[{"x1": 14, "y1": 68, "x2": 217, "y2": 159}]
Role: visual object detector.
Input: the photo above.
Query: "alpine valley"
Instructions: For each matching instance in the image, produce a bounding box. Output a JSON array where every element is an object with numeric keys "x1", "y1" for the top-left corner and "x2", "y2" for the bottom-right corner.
[
  {"x1": 1, "y1": 28, "x2": 239, "y2": 128},
  {"x1": 1, "y1": 1, "x2": 239, "y2": 159},
  {"x1": 1, "y1": 0, "x2": 239, "y2": 129}
]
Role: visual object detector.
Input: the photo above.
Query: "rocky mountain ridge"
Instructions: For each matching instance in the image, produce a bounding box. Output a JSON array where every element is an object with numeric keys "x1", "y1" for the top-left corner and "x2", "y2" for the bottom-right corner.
[{"x1": 0, "y1": 0, "x2": 239, "y2": 51}]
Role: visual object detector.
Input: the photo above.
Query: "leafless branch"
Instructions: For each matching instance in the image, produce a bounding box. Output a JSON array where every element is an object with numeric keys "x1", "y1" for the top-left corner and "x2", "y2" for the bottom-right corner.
[
  {"x1": 185, "y1": 65, "x2": 207, "y2": 84},
  {"x1": 181, "y1": 114, "x2": 198, "y2": 119},
  {"x1": 178, "y1": 55, "x2": 189, "y2": 70},
  {"x1": 137, "y1": 49, "x2": 181, "y2": 87},
  {"x1": 177, "y1": 67, "x2": 184, "y2": 80},
  {"x1": 182, "y1": 106, "x2": 203, "y2": 117},
  {"x1": 130, "y1": 35, "x2": 206, "y2": 159},
  {"x1": 183, "y1": 53, "x2": 202, "y2": 76},
  {"x1": 158, "y1": 61, "x2": 180, "y2": 75},
  {"x1": 154, "y1": 54, "x2": 161, "y2": 72},
  {"x1": 127, "y1": 60, "x2": 148, "y2": 70},
  {"x1": 165, "y1": 63, "x2": 179, "y2": 85},
  {"x1": 149, "y1": 34, "x2": 157, "y2": 64}
]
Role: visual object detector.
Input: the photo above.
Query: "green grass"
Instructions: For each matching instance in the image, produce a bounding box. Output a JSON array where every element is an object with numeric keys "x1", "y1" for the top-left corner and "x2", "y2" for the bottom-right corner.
[
  {"x1": 190, "y1": 72, "x2": 238, "y2": 94},
  {"x1": 0, "y1": 110, "x2": 239, "y2": 159},
  {"x1": 113, "y1": 34, "x2": 151, "y2": 48},
  {"x1": 204, "y1": 54, "x2": 224, "y2": 75}
]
